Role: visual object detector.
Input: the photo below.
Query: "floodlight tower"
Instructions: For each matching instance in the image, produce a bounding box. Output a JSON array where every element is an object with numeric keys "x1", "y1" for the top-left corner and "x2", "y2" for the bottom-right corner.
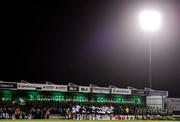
[{"x1": 138, "y1": 10, "x2": 162, "y2": 88}]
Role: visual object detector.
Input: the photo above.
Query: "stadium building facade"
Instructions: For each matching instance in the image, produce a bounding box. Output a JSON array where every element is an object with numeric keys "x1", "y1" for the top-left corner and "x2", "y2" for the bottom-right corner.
[
  {"x1": 0, "y1": 81, "x2": 167, "y2": 106},
  {"x1": 0, "y1": 81, "x2": 170, "y2": 120}
]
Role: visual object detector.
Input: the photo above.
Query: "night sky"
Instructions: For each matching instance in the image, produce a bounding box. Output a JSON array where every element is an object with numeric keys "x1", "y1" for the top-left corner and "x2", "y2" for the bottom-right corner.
[{"x1": 1, "y1": 0, "x2": 180, "y2": 97}]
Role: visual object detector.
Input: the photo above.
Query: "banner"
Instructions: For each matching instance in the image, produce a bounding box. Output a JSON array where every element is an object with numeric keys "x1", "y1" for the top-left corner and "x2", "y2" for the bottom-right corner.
[
  {"x1": 17, "y1": 83, "x2": 42, "y2": 90},
  {"x1": 79, "y1": 86, "x2": 90, "y2": 93},
  {"x1": 145, "y1": 90, "x2": 168, "y2": 96},
  {"x1": 0, "y1": 82, "x2": 17, "y2": 89},
  {"x1": 68, "y1": 86, "x2": 79, "y2": 92},
  {"x1": 111, "y1": 88, "x2": 131, "y2": 95},
  {"x1": 92, "y1": 87, "x2": 110, "y2": 94},
  {"x1": 41, "y1": 85, "x2": 67, "y2": 92}
]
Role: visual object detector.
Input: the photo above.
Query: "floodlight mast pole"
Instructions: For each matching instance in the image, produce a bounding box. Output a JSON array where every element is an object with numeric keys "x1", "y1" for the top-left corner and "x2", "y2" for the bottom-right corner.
[
  {"x1": 148, "y1": 33, "x2": 152, "y2": 89},
  {"x1": 139, "y1": 10, "x2": 162, "y2": 89}
]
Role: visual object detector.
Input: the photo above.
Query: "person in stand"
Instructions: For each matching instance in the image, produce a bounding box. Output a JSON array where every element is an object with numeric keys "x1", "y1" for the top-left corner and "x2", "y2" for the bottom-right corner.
[
  {"x1": 95, "y1": 106, "x2": 99, "y2": 120},
  {"x1": 130, "y1": 107, "x2": 134, "y2": 115},
  {"x1": 136, "y1": 107, "x2": 140, "y2": 120},
  {"x1": 7, "y1": 107, "x2": 13, "y2": 119},
  {"x1": 142, "y1": 107, "x2": 146, "y2": 120},
  {"x1": 78, "y1": 106, "x2": 82, "y2": 120},
  {"x1": 82, "y1": 105, "x2": 86, "y2": 120},
  {"x1": 120, "y1": 106, "x2": 124, "y2": 115},
  {"x1": 0, "y1": 108, "x2": 3, "y2": 119},
  {"x1": 40, "y1": 108, "x2": 44, "y2": 119},
  {"x1": 89, "y1": 105, "x2": 93, "y2": 120},
  {"x1": 125, "y1": 106, "x2": 129, "y2": 115},
  {"x1": 15, "y1": 108, "x2": 20, "y2": 119},
  {"x1": 168, "y1": 109, "x2": 173, "y2": 116},
  {"x1": 87, "y1": 105, "x2": 90, "y2": 119},
  {"x1": 42, "y1": 108, "x2": 46, "y2": 119},
  {"x1": 157, "y1": 107, "x2": 161, "y2": 116},
  {"x1": 37, "y1": 108, "x2": 41, "y2": 119},
  {"x1": 66, "y1": 107, "x2": 71, "y2": 119},
  {"x1": 75, "y1": 105, "x2": 80, "y2": 120},
  {"x1": 21, "y1": 111, "x2": 25, "y2": 119},
  {"x1": 31, "y1": 108, "x2": 36, "y2": 119},
  {"x1": 71, "y1": 105, "x2": 75, "y2": 119},
  {"x1": 45, "y1": 109, "x2": 50, "y2": 119},
  {"x1": 167, "y1": 109, "x2": 173, "y2": 120}
]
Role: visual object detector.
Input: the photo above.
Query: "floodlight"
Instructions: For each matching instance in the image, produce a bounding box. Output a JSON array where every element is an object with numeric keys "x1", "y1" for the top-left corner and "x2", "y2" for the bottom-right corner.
[{"x1": 139, "y1": 10, "x2": 162, "y2": 32}]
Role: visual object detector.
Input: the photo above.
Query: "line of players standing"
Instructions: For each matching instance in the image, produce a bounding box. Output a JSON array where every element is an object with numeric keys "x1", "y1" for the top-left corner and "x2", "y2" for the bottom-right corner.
[{"x1": 69, "y1": 105, "x2": 173, "y2": 119}]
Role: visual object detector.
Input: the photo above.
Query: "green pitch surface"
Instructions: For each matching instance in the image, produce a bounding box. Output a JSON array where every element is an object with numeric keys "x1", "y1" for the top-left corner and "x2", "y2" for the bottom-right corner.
[{"x1": 0, "y1": 120, "x2": 179, "y2": 122}]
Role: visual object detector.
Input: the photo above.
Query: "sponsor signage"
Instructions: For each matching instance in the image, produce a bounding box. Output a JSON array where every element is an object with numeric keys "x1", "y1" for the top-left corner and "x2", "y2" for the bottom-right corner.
[
  {"x1": 111, "y1": 88, "x2": 131, "y2": 95},
  {"x1": 131, "y1": 90, "x2": 145, "y2": 96},
  {"x1": 68, "y1": 86, "x2": 79, "y2": 92},
  {"x1": 92, "y1": 87, "x2": 110, "y2": 94},
  {"x1": 41, "y1": 85, "x2": 67, "y2": 92},
  {"x1": 0, "y1": 82, "x2": 17, "y2": 89},
  {"x1": 79, "y1": 86, "x2": 90, "y2": 93},
  {"x1": 17, "y1": 83, "x2": 68, "y2": 91},
  {"x1": 17, "y1": 83, "x2": 42, "y2": 90},
  {"x1": 145, "y1": 90, "x2": 168, "y2": 96}
]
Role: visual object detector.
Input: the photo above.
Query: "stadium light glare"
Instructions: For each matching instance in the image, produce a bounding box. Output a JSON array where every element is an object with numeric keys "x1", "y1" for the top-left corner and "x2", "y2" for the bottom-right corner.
[
  {"x1": 138, "y1": 10, "x2": 162, "y2": 88},
  {"x1": 139, "y1": 10, "x2": 162, "y2": 32}
]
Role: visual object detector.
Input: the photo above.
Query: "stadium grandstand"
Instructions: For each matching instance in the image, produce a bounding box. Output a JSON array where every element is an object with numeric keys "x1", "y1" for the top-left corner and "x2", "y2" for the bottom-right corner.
[{"x1": 0, "y1": 80, "x2": 177, "y2": 120}]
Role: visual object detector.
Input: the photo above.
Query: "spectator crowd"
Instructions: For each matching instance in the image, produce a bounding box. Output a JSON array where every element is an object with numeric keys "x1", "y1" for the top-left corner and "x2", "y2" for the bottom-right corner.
[{"x1": 0, "y1": 101, "x2": 173, "y2": 120}]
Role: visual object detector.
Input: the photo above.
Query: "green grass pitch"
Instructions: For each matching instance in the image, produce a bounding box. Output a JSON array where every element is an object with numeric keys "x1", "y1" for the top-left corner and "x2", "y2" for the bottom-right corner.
[{"x1": 0, "y1": 120, "x2": 179, "y2": 122}]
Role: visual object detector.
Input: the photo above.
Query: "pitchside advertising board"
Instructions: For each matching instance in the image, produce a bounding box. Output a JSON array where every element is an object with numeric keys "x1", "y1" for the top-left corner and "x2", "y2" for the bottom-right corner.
[
  {"x1": 0, "y1": 82, "x2": 17, "y2": 89},
  {"x1": 111, "y1": 88, "x2": 131, "y2": 95}
]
